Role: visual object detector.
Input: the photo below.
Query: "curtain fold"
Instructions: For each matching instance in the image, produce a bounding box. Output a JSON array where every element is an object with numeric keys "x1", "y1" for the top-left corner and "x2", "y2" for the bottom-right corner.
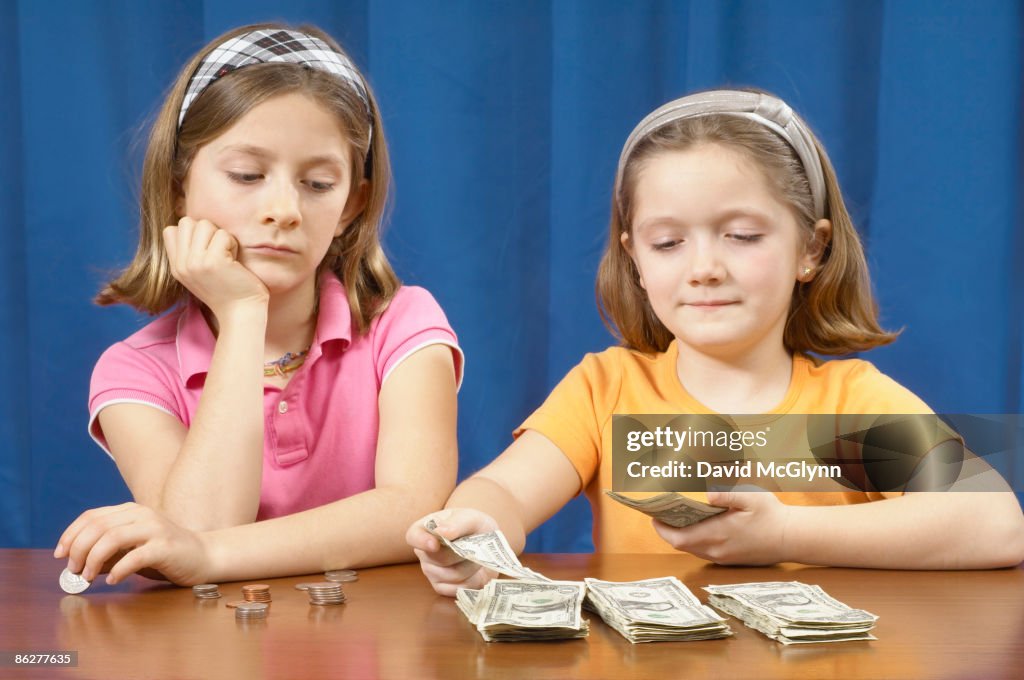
[
  {"x1": 3, "y1": 0, "x2": 1020, "y2": 550},
  {"x1": 1, "y1": 1, "x2": 30, "y2": 547}
]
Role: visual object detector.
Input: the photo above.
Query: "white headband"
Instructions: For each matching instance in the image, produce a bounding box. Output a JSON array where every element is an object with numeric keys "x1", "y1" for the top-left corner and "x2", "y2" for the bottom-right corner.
[
  {"x1": 615, "y1": 91, "x2": 826, "y2": 220},
  {"x1": 178, "y1": 28, "x2": 370, "y2": 130}
]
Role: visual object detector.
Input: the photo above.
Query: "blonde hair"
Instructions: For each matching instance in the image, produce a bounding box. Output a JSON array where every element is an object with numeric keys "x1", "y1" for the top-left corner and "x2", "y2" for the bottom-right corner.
[
  {"x1": 597, "y1": 104, "x2": 899, "y2": 356},
  {"x1": 97, "y1": 23, "x2": 398, "y2": 334}
]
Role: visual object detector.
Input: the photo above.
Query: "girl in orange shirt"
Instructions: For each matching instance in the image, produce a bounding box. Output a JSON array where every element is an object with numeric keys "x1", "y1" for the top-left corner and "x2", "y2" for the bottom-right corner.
[{"x1": 407, "y1": 90, "x2": 1024, "y2": 595}]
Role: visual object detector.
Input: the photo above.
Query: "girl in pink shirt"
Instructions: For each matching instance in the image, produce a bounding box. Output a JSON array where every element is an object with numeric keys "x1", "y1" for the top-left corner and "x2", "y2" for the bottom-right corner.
[{"x1": 54, "y1": 23, "x2": 463, "y2": 586}]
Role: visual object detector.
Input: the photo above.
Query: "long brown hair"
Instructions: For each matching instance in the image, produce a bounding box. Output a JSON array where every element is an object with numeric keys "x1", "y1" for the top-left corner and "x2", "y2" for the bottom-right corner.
[
  {"x1": 97, "y1": 23, "x2": 398, "y2": 334},
  {"x1": 597, "y1": 107, "x2": 898, "y2": 355}
]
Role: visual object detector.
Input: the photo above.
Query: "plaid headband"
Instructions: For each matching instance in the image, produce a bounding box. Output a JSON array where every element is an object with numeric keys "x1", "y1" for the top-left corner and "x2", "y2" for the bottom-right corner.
[
  {"x1": 615, "y1": 91, "x2": 826, "y2": 220},
  {"x1": 178, "y1": 28, "x2": 371, "y2": 130}
]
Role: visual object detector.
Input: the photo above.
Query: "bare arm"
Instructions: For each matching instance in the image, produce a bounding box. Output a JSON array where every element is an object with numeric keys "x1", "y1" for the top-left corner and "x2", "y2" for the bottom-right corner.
[
  {"x1": 100, "y1": 303, "x2": 267, "y2": 531},
  {"x1": 60, "y1": 344, "x2": 459, "y2": 584},
  {"x1": 442, "y1": 430, "x2": 582, "y2": 552},
  {"x1": 656, "y1": 453, "x2": 1024, "y2": 570},
  {"x1": 404, "y1": 429, "x2": 581, "y2": 595},
  {"x1": 198, "y1": 344, "x2": 459, "y2": 577},
  {"x1": 783, "y1": 491, "x2": 1024, "y2": 569}
]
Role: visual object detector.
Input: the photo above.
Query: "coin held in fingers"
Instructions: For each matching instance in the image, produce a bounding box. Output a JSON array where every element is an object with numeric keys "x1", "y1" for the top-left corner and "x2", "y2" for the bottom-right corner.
[{"x1": 59, "y1": 568, "x2": 91, "y2": 594}]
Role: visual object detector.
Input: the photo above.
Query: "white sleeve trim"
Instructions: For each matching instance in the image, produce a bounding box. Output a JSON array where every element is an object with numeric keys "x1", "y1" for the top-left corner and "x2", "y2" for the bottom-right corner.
[
  {"x1": 382, "y1": 340, "x2": 465, "y2": 391},
  {"x1": 87, "y1": 398, "x2": 180, "y2": 461}
]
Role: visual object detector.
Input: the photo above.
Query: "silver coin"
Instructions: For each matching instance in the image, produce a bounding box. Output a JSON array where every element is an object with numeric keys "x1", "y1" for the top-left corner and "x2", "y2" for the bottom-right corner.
[
  {"x1": 236, "y1": 602, "x2": 269, "y2": 612},
  {"x1": 324, "y1": 572, "x2": 358, "y2": 583},
  {"x1": 235, "y1": 602, "x2": 270, "y2": 619},
  {"x1": 59, "y1": 568, "x2": 91, "y2": 594},
  {"x1": 307, "y1": 582, "x2": 343, "y2": 590}
]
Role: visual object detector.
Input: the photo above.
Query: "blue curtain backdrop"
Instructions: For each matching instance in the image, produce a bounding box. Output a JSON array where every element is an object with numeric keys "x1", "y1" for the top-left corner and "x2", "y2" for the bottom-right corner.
[{"x1": 2, "y1": 0, "x2": 1021, "y2": 551}]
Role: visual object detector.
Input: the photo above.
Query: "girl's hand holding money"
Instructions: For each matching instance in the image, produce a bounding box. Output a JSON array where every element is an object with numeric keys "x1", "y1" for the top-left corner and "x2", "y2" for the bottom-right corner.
[
  {"x1": 53, "y1": 502, "x2": 213, "y2": 586},
  {"x1": 652, "y1": 491, "x2": 792, "y2": 566},
  {"x1": 406, "y1": 508, "x2": 500, "y2": 597}
]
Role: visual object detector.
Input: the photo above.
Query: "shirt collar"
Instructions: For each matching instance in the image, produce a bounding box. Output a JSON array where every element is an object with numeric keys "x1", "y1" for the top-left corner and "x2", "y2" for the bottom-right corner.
[
  {"x1": 176, "y1": 271, "x2": 353, "y2": 385},
  {"x1": 310, "y1": 271, "x2": 353, "y2": 358}
]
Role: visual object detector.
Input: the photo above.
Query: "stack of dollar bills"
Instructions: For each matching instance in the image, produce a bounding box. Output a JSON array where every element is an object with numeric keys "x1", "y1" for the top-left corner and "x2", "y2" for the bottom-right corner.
[
  {"x1": 703, "y1": 582, "x2": 878, "y2": 644},
  {"x1": 456, "y1": 580, "x2": 589, "y2": 641},
  {"x1": 584, "y1": 577, "x2": 732, "y2": 643}
]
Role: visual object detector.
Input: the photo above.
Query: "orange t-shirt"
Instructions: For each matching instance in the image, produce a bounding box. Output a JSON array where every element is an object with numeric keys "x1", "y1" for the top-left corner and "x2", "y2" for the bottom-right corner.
[{"x1": 517, "y1": 341, "x2": 932, "y2": 553}]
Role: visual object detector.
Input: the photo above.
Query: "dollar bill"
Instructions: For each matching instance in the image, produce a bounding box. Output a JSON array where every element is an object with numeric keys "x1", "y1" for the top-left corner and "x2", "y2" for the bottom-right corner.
[
  {"x1": 703, "y1": 581, "x2": 878, "y2": 644},
  {"x1": 455, "y1": 587, "x2": 482, "y2": 624},
  {"x1": 604, "y1": 490, "x2": 726, "y2": 528},
  {"x1": 424, "y1": 519, "x2": 551, "y2": 581},
  {"x1": 473, "y1": 580, "x2": 589, "y2": 642},
  {"x1": 584, "y1": 576, "x2": 732, "y2": 643}
]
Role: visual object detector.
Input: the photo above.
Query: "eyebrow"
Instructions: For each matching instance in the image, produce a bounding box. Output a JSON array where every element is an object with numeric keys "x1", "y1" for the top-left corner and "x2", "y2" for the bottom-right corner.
[
  {"x1": 218, "y1": 144, "x2": 346, "y2": 168},
  {"x1": 635, "y1": 208, "x2": 773, "y2": 233}
]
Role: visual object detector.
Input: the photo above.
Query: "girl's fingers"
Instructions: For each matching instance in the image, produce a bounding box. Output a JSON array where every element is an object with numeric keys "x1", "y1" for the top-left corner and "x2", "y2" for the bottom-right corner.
[
  {"x1": 185, "y1": 220, "x2": 216, "y2": 270},
  {"x1": 418, "y1": 553, "x2": 485, "y2": 584},
  {"x1": 162, "y1": 226, "x2": 178, "y2": 274},
  {"x1": 209, "y1": 227, "x2": 239, "y2": 261},
  {"x1": 175, "y1": 217, "x2": 194, "y2": 270},
  {"x1": 420, "y1": 562, "x2": 495, "y2": 597},
  {"x1": 433, "y1": 510, "x2": 498, "y2": 542},
  {"x1": 55, "y1": 503, "x2": 133, "y2": 563},
  {"x1": 190, "y1": 219, "x2": 217, "y2": 254},
  {"x1": 81, "y1": 523, "x2": 148, "y2": 582},
  {"x1": 106, "y1": 545, "x2": 153, "y2": 585},
  {"x1": 65, "y1": 504, "x2": 145, "y2": 573},
  {"x1": 406, "y1": 523, "x2": 441, "y2": 553},
  {"x1": 421, "y1": 544, "x2": 466, "y2": 568},
  {"x1": 413, "y1": 543, "x2": 467, "y2": 570}
]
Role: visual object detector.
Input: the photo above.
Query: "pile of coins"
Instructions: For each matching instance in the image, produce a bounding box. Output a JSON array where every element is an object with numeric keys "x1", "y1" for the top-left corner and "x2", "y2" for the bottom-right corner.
[
  {"x1": 58, "y1": 567, "x2": 356, "y2": 623},
  {"x1": 305, "y1": 582, "x2": 347, "y2": 606},
  {"x1": 192, "y1": 584, "x2": 221, "y2": 600},
  {"x1": 241, "y1": 584, "x2": 272, "y2": 603},
  {"x1": 234, "y1": 602, "x2": 269, "y2": 622}
]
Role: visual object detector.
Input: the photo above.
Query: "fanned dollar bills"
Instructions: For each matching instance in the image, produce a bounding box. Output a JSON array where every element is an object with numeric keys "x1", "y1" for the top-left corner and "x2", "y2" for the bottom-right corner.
[
  {"x1": 703, "y1": 582, "x2": 878, "y2": 644},
  {"x1": 604, "y1": 490, "x2": 726, "y2": 528},
  {"x1": 424, "y1": 518, "x2": 552, "y2": 581},
  {"x1": 457, "y1": 580, "x2": 590, "y2": 641},
  {"x1": 584, "y1": 577, "x2": 732, "y2": 643}
]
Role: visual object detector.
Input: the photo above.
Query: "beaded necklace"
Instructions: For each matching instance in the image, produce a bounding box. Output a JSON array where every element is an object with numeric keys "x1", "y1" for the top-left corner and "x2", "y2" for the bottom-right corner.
[
  {"x1": 264, "y1": 348, "x2": 310, "y2": 378},
  {"x1": 262, "y1": 285, "x2": 318, "y2": 378}
]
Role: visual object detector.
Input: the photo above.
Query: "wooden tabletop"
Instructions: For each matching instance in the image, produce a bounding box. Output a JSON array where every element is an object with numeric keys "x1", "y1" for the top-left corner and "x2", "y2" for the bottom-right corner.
[{"x1": 3, "y1": 549, "x2": 1022, "y2": 679}]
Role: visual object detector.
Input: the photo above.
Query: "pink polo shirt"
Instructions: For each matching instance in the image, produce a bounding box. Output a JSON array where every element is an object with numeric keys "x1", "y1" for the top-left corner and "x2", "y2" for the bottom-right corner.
[{"x1": 88, "y1": 273, "x2": 463, "y2": 520}]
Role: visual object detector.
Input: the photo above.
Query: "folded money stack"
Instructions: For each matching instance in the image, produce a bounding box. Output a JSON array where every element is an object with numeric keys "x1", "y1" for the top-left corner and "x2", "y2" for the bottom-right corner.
[
  {"x1": 456, "y1": 580, "x2": 589, "y2": 642},
  {"x1": 455, "y1": 586, "x2": 480, "y2": 621},
  {"x1": 703, "y1": 581, "x2": 878, "y2": 644},
  {"x1": 584, "y1": 577, "x2": 732, "y2": 643}
]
